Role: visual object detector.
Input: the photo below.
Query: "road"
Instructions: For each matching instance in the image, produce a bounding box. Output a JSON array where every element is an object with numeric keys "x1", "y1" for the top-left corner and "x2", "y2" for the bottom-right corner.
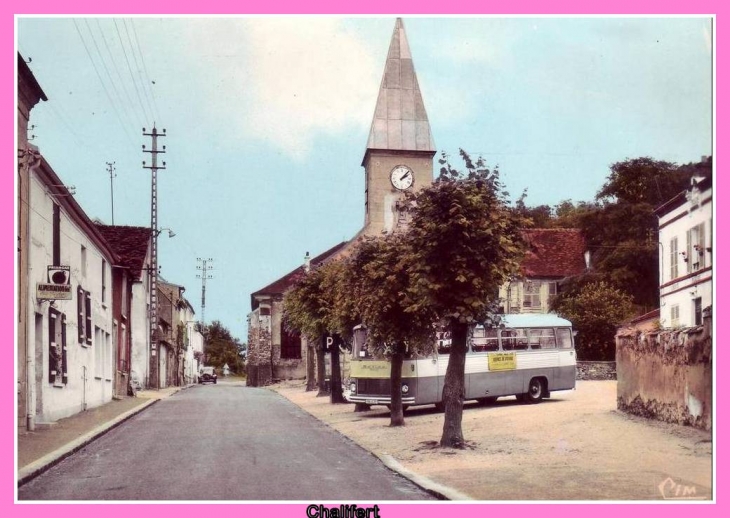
[{"x1": 18, "y1": 383, "x2": 436, "y2": 501}]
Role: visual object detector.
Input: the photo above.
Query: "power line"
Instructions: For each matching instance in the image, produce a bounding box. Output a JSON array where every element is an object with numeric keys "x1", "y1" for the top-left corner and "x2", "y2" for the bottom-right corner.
[
  {"x1": 131, "y1": 19, "x2": 162, "y2": 124},
  {"x1": 83, "y1": 19, "x2": 140, "y2": 134},
  {"x1": 113, "y1": 19, "x2": 151, "y2": 124},
  {"x1": 95, "y1": 18, "x2": 144, "y2": 130},
  {"x1": 72, "y1": 18, "x2": 137, "y2": 150},
  {"x1": 122, "y1": 19, "x2": 156, "y2": 124}
]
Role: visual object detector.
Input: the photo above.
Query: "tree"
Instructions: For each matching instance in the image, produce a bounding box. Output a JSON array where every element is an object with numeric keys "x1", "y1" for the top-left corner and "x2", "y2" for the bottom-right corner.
[
  {"x1": 342, "y1": 235, "x2": 436, "y2": 426},
  {"x1": 405, "y1": 150, "x2": 527, "y2": 447},
  {"x1": 553, "y1": 281, "x2": 634, "y2": 360},
  {"x1": 204, "y1": 320, "x2": 244, "y2": 373}
]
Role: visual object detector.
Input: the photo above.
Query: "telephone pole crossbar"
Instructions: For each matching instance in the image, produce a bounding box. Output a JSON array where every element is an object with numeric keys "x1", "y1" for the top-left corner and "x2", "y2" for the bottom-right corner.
[{"x1": 143, "y1": 126, "x2": 166, "y2": 390}]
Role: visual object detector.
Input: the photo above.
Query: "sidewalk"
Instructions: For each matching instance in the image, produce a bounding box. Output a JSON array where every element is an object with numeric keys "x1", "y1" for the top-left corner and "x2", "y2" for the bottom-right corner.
[{"x1": 17, "y1": 386, "x2": 186, "y2": 486}]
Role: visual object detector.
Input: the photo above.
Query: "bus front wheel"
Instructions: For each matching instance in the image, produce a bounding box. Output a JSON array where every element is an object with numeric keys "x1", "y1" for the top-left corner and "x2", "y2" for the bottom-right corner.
[{"x1": 524, "y1": 378, "x2": 545, "y2": 404}]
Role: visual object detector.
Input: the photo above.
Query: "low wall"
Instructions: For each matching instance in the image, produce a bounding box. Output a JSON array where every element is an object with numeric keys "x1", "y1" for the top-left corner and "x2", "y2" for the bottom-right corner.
[
  {"x1": 616, "y1": 309, "x2": 712, "y2": 430},
  {"x1": 576, "y1": 361, "x2": 616, "y2": 380}
]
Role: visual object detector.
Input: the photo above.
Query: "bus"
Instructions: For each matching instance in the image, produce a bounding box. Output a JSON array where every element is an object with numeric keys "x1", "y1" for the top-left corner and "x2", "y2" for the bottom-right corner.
[{"x1": 344, "y1": 314, "x2": 576, "y2": 409}]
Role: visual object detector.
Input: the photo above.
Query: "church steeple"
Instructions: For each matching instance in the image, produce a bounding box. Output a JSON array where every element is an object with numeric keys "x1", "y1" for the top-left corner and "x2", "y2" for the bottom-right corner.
[{"x1": 363, "y1": 18, "x2": 435, "y2": 164}]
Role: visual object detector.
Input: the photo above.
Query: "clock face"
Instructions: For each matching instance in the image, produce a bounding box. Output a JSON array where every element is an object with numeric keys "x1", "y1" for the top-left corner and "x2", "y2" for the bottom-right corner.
[{"x1": 390, "y1": 166, "x2": 414, "y2": 190}]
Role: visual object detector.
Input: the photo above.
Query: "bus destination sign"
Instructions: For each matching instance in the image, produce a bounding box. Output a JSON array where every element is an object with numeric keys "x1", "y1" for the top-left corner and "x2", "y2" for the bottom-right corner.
[{"x1": 488, "y1": 352, "x2": 517, "y2": 371}]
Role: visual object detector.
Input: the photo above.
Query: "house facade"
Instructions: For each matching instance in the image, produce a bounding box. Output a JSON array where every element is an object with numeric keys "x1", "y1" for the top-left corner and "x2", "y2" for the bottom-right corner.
[
  {"x1": 499, "y1": 228, "x2": 587, "y2": 314},
  {"x1": 96, "y1": 225, "x2": 152, "y2": 396},
  {"x1": 656, "y1": 173, "x2": 713, "y2": 328},
  {"x1": 25, "y1": 156, "x2": 118, "y2": 424},
  {"x1": 17, "y1": 53, "x2": 47, "y2": 429}
]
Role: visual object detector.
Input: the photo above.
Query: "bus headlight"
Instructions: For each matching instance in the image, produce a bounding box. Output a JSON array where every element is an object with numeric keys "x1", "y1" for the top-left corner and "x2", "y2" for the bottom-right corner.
[
  {"x1": 350, "y1": 382, "x2": 356, "y2": 393},
  {"x1": 401, "y1": 384, "x2": 409, "y2": 394}
]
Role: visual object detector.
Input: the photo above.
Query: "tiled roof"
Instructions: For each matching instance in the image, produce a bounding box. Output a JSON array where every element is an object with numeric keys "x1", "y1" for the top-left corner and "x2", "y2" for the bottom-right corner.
[
  {"x1": 521, "y1": 228, "x2": 586, "y2": 278},
  {"x1": 96, "y1": 225, "x2": 151, "y2": 281},
  {"x1": 251, "y1": 241, "x2": 349, "y2": 308}
]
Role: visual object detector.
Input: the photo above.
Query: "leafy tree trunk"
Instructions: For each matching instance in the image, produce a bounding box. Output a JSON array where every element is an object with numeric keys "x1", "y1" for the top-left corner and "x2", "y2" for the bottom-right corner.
[
  {"x1": 440, "y1": 320, "x2": 469, "y2": 448},
  {"x1": 316, "y1": 339, "x2": 328, "y2": 397},
  {"x1": 330, "y1": 346, "x2": 346, "y2": 404},
  {"x1": 305, "y1": 338, "x2": 316, "y2": 391},
  {"x1": 389, "y1": 343, "x2": 405, "y2": 427}
]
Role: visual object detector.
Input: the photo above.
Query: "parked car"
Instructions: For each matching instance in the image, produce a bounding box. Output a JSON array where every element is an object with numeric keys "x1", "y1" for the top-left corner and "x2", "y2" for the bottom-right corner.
[{"x1": 199, "y1": 366, "x2": 217, "y2": 384}]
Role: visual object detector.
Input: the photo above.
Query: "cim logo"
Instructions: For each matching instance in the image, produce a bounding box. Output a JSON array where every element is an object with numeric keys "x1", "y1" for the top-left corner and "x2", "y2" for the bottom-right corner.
[{"x1": 657, "y1": 477, "x2": 705, "y2": 500}]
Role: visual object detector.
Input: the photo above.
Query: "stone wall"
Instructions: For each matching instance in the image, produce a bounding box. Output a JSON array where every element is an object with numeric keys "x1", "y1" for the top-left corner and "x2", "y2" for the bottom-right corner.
[
  {"x1": 246, "y1": 308, "x2": 272, "y2": 387},
  {"x1": 616, "y1": 308, "x2": 712, "y2": 430},
  {"x1": 576, "y1": 361, "x2": 616, "y2": 380}
]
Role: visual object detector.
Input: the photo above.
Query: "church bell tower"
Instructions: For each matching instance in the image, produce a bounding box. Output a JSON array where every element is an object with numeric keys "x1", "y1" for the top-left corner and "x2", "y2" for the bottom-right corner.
[{"x1": 361, "y1": 18, "x2": 436, "y2": 235}]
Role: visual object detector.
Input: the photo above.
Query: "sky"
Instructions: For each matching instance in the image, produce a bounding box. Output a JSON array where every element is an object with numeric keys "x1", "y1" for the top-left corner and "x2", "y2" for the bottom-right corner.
[{"x1": 16, "y1": 16, "x2": 713, "y2": 343}]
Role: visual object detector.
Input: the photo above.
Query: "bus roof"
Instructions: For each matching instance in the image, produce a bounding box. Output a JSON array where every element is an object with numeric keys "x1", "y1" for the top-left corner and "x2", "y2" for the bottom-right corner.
[{"x1": 499, "y1": 314, "x2": 573, "y2": 328}]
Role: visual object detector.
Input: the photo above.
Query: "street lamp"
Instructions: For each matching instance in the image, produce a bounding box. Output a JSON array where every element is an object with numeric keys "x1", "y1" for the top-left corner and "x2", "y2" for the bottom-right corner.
[{"x1": 156, "y1": 227, "x2": 175, "y2": 238}]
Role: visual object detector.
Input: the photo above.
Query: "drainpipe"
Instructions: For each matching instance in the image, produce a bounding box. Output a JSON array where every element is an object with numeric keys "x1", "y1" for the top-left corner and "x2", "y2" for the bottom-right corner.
[{"x1": 24, "y1": 147, "x2": 41, "y2": 431}]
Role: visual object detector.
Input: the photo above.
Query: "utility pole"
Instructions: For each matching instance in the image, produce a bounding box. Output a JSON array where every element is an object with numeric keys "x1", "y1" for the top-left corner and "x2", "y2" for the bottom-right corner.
[
  {"x1": 106, "y1": 161, "x2": 116, "y2": 225},
  {"x1": 196, "y1": 257, "x2": 213, "y2": 327},
  {"x1": 143, "y1": 126, "x2": 166, "y2": 390}
]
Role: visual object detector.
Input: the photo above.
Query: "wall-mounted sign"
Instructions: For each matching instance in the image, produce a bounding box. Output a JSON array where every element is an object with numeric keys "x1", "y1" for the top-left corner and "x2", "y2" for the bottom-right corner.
[
  {"x1": 37, "y1": 283, "x2": 72, "y2": 300},
  {"x1": 47, "y1": 265, "x2": 70, "y2": 285}
]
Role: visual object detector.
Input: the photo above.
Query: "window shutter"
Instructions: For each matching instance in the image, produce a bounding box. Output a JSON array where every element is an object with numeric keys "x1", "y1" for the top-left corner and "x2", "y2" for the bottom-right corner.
[
  {"x1": 686, "y1": 230, "x2": 692, "y2": 273},
  {"x1": 77, "y1": 286, "x2": 85, "y2": 343},
  {"x1": 62, "y1": 313, "x2": 68, "y2": 384},
  {"x1": 85, "y1": 291, "x2": 92, "y2": 345},
  {"x1": 698, "y1": 223, "x2": 706, "y2": 269},
  {"x1": 49, "y1": 310, "x2": 57, "y2": 384}
]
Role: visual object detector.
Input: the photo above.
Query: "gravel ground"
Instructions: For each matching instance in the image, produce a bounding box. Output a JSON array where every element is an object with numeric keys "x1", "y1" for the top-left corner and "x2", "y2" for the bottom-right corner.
[{"x1": 272, "y1": 380, "x2": 713, "y2": 501}]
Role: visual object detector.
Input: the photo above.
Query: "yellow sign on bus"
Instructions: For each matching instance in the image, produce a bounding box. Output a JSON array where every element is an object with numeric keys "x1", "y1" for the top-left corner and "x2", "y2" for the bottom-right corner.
[{"x1": 488, "y1": 352, "x2": 517, "y2": 371}]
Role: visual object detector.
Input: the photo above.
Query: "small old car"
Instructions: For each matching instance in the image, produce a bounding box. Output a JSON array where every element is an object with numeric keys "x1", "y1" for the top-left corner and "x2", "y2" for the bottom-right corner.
[{"x1": 199, "y1": 366, "x2": 217, "y2": 384}]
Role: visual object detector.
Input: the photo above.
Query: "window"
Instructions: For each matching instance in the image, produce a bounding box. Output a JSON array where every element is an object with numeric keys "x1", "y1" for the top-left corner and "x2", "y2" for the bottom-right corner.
[
  {"x1": 547, "y1": 282, "x2": 558, "y2": 307},
  {"x1": 48, "y1": 307, "x2": 67, "y2": 386},
  {"x1": 528, "y1": 328, "x2": 557, "y2": 349},
  {"x1": 472, "y1": 328, "x2": 499, "y2": 352},
  {"x1": 669, "y1": 237, "x2": 678, "y2": 280},
  {"x1": 523, "y1": 282, "x2": 541, "y2": 309},
  {"x1": 78, "y1": 286, "x2": 92, "y2": 345},
  {"x1": 94, "y1": 327, "x2": 103, "y2": 378},
  {"x1": 687, "y1": 223, "x2": 706, "y2": 272},
  {"x1": 52, "y1": 204, "x2": 60, "y2": 265},
  {"x1": 101, "y1": 259, "x2": 107, "y2": 304},
  {"x1": 104, "y1": 331, "x2": 112, "y2": 380},
  {"x1": 81, "y1": 246, "x2": 87, "y2": 278},
  {"x1": 501, "y1": 329, "x2": 528, "y2": 350},
  {"x1": 280, "y1": 319, "x2": 301, "y2": 359},
  {"x1": 694, "y1": 298, "x2": 702, "y2": 326},
  {"x1": 557, "y1": 328, "x2": 573, "y2": 349},
  {"x1": 121, "y1": 275, "x2": 128, "y2": 315},
  {"x1": 437, "y1": 330, "x2": 451, "y2": 354},
  {"x1": 670, "y1": 305, "x2": 680, "y2": 327}
]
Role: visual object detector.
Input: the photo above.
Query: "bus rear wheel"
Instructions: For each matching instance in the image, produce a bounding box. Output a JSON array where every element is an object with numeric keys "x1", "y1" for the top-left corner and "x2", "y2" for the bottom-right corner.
[{"x1": 524, "y1": 378, "x2": 545, "y2": 403}]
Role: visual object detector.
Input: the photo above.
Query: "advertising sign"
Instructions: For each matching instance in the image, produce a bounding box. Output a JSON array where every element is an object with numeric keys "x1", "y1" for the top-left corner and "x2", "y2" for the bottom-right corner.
[{"x1": 488, "y1": 352, "x2": 517, "y2": 371}]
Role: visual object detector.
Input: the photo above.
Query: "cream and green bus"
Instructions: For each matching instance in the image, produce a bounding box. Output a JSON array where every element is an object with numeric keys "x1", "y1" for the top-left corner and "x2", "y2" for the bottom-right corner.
[{"x1": 344, "y1": 314, "x2": 576, "y2": 409}]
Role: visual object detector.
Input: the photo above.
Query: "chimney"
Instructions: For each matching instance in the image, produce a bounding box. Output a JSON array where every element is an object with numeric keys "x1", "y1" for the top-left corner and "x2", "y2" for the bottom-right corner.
[{"x1": 304, "y1": 251, "x2": 311, "y2": 273}]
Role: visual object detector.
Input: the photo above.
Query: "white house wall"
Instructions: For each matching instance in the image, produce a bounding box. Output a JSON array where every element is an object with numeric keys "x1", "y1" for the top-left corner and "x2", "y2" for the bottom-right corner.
[
  {"x1": 130, "y1": 262, "x2": 150, "y2": 389},
  {"x1": 27, "y1": 173, "x2": 114, "y2": 423},
  {"x1": 658, "y1": 187, "x2": 713, "y2": 328}
]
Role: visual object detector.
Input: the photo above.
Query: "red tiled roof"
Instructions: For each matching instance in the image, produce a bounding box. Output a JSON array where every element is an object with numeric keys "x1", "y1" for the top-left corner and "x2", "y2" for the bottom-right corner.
[
  {"x1": 521, "y1": 228, "x2": 586, "y2": 278},
  {"x1": 96, "y1": 225, "x2": 151, "y2": 281},
  {"x1": 251, "y1": 241, "x2": 349, "y2": 308}
]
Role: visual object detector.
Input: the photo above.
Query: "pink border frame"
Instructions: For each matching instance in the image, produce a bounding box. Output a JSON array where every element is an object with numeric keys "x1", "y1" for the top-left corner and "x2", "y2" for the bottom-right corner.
[{"x1": 6, "y1": 1, "x2": 724, "y2": 516}]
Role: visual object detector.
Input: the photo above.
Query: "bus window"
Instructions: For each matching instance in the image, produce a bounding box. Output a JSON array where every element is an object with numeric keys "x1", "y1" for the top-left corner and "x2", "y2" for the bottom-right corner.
[
  {"x1": 528, "y1": 328, "x2": 556, "y2": 349},
  {"x1": 501, "y1": 329, "x2": 528, "y2": 350},
  {"x1": 472, "y1": 328, "x2": 499, "y2": 352},
  {"x1": 557, "y1": 328, "x2": 573, "y2": 349},
  {"x1": 437, "y1": 330, "x2": 451, "y2": 355}
]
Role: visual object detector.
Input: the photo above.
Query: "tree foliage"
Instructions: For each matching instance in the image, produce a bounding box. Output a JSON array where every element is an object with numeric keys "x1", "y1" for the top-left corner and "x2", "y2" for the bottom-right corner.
[
  {"x1": 204, "y1": 320, "x2": 245, "y2": 374},
  {"x1": 553, "y1": 280, "x2": 634, "y2": 361},
  {"x1": 404, "y1": 150, "x2": 528, "y2": 447}
]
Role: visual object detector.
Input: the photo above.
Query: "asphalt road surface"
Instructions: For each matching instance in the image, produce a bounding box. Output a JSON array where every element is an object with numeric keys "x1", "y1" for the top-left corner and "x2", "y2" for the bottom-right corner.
[{"x1": 18, "y1": 384, "x2": 435, "y2": 501}]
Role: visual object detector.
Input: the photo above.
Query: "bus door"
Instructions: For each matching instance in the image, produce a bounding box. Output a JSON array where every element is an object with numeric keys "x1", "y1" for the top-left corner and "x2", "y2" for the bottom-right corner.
[{"x1": 468, "y1": 328, "x2": 503, "y2": 399}]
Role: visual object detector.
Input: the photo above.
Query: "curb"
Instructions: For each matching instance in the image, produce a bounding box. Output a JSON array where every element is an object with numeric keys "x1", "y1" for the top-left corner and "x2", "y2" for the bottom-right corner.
[{"x1": 18, "y1": 398, "x2": 160, "y2": 487}]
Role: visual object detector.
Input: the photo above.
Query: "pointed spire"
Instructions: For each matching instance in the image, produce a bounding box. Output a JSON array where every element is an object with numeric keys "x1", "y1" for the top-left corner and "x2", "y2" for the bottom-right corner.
[{"x1": 364, "y1": 18, "x2": 435, "y2": 160}]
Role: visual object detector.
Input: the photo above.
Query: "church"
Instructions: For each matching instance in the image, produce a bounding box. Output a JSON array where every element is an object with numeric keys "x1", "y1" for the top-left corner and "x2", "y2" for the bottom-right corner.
[
  {"x1": 246, "y1": 18, "x2": 587, "y2": 386},
  {"x1": 247, "y1": 18, "x2": 436, "y2": 386}
]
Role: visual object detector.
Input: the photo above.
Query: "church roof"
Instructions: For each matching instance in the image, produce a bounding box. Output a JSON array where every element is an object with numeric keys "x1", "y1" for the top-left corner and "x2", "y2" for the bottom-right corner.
[{"x1": 363, "y1": 18, "x2": 435, "y2": 162}]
